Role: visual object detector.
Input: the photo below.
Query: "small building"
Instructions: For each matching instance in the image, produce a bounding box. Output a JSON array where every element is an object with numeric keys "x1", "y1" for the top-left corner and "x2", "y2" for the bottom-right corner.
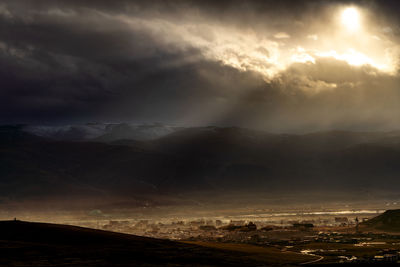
[
  {"x1": 335, "y1": 217, "x2": 349, "y2": 223},
  {"x1": 293, "y1": 223, "x2": 314, "y2": 230},
  {"x1": 246, "y1": 222, "x2": 257, "y2": 231},
  {"x1": 384, "y1": 254, "x2": 399, "y2": 262}
]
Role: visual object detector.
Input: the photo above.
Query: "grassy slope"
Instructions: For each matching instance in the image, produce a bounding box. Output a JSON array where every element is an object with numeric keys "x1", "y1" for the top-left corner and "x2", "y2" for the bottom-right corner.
[
  {"x1": 0, "y1": 220, "x2": 314, "y2": 266},
  {"x1": 361, "y1": 209, "x2": 400, "y2": 232}
]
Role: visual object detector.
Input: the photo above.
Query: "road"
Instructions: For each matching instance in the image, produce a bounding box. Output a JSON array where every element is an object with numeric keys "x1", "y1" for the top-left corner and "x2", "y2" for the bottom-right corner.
[{"x1": 300, "y1": 254, "x2": 324, "y2": 265}]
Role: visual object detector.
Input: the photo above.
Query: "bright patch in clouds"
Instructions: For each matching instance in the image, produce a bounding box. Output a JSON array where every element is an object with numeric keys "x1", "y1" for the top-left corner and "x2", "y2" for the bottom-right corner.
[
  {"x1": 116, "y1": 4, "x2": 398, "y2": 81},
  {"x1": 317, "y1": 49, "x2": 380, "y2": 68},
  {"x1": 307, "y1": 34, "x2": 318, "y2": 41},
  {"x1": 274, "y1": 32, "x2": 290, "y2": 39},
  {"x1": 341, "y1": 7, "x2": 360, "y2": 31}
]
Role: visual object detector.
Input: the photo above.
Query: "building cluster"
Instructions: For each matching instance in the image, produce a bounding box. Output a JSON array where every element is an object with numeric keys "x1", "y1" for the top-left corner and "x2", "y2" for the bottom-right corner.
[
  {"x1": 72, "y1": 213, "x2": 400, "y2": 264},
  {"x1": 92, "y1": 215, "x2": 367, "y2": 241}
]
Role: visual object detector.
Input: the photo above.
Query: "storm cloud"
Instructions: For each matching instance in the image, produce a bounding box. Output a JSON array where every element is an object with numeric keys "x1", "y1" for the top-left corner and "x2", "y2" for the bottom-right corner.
[{"x1": 1, "y1": 0, "x2": 400, "y2": 132}]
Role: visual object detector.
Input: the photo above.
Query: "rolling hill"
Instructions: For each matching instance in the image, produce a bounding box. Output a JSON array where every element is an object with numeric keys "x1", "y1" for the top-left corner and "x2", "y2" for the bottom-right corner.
[
  {"x1": 0, "y1": 220, "x2": 315, "y2": 266},
  {"x1": 361, "y1": 209, "x2": 400, "y2": 232},
  {"x1": 2, "y1": 124, "x2": 400, "y2": 207}
]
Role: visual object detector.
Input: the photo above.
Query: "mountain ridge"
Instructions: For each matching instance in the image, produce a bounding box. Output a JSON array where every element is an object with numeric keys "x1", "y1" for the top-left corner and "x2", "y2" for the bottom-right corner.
[{"x1": 2, "y1": 125, "x2": 400, "y2": 207}]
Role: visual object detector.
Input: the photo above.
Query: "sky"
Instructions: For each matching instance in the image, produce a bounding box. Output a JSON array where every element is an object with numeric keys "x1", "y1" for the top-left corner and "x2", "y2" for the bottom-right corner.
[{"x1": 1, "y1": 0, "x2": 400, "y2": 132}]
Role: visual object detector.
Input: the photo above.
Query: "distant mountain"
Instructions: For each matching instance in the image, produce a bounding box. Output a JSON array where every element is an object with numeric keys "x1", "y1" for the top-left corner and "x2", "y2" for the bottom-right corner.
[
  {"x1": 94, "y1": 123, "x2": 183, "y2": 142},
  {"x1": 3, "y1": 125, "x2": 400, "y2": 207},
  {"x1": 22, "y1": 123, "x2": 108, "y2": 140},
  {"x1": 361, "y1": 209, "x2": 400, "y2": 232},
  {"x1": 22, "y1": 123, "x2": 182, "y2": 141},
  {"x1": 0, "y1": 124, "x2": 45, "y2": 144}
]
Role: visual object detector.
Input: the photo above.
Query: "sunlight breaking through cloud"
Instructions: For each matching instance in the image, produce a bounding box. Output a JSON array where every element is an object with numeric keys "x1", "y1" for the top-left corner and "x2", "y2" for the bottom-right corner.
[{"x1": 112, "y1": 4, "x2": 399, "y2": 83}]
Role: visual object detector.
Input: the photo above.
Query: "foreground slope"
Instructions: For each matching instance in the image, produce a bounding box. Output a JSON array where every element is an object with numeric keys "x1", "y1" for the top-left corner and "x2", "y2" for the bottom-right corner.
[
  {"x1": 361, "y1": 209, "x2": 400, "y2": 232},
  {"x1": 0, "y1": 220, "x2": 314, "y2": 266}
]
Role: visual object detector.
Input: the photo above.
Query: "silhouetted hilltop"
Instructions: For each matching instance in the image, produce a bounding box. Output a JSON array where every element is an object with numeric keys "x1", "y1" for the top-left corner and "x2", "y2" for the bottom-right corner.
[
  {"x1": 0, "y1": 220, "x2": 309, "y2": 266},
  {"x1": 0, "y1": 220, "x2": 158, "y2": 244},
  {"x1": 361, "y1": 210, "x2": 400, "y2": 232}
]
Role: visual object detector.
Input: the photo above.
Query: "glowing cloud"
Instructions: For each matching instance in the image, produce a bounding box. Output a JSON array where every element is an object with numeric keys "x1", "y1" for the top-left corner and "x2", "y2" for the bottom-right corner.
[
  {"x1": 112, "y1": 4, "x2": 398, "y2": 83},
  {"x1": 274, "y1": 32, "x2": 290, "y2": 39},
  {"x1": 316, "y1": 49, "x2": 380, "y2": 68},
  {"x1": 341, "y1": 7, "x2": 360, "y2": 31}
]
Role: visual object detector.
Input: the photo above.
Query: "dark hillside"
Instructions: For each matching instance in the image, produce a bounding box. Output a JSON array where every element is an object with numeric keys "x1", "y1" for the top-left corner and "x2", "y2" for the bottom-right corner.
[
  {"x1": 3, "y1": 125, "x2": 400, "y2": 205},
  {"x1": 0, "y1": 220, "x2": 312, "y2": 266},
  {"x1": 361, "y1": 209, "x2": 400, "y2": 232}
]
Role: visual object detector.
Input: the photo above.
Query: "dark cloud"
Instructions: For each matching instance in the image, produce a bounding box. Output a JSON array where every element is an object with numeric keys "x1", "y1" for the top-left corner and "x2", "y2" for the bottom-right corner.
[{"x1": 0, "y1": 0, "x2": 400, "y2": 132}]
